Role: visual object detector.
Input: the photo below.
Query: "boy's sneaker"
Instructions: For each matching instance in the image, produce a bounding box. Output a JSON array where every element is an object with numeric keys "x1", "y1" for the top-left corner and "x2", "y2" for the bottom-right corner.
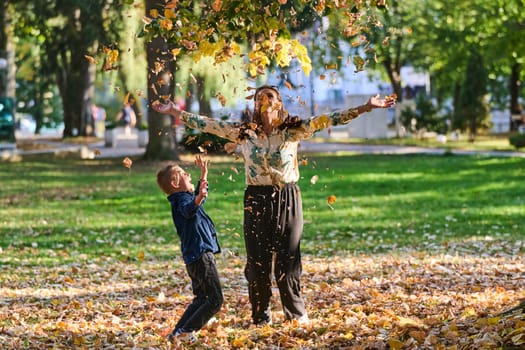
[{"x1": 167, "y1": 330, "x2": 197, "y2": 344}]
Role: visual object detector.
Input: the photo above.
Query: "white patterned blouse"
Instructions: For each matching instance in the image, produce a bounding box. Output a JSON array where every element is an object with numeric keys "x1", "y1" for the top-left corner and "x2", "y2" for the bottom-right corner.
[{"x1": 179, "y1": 107, "x2": 362, "y2": 186}]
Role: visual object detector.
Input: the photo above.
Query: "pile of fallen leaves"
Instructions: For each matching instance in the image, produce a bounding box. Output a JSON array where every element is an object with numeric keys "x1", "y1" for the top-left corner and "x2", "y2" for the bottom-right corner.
[{"x1": 1, "y1": 249, "x2": 523, "y2": 349}]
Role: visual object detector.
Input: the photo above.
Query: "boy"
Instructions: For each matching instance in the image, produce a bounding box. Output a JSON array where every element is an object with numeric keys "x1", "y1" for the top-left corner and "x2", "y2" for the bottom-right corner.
[{"x1": 156, "y1": 155, "x2": 223, "y2": 344}]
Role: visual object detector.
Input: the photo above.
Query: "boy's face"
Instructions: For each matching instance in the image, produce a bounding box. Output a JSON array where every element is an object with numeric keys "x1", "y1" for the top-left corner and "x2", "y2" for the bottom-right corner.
[{"x1": 172, "y1": 167, "x2": 194, "y2": 193}]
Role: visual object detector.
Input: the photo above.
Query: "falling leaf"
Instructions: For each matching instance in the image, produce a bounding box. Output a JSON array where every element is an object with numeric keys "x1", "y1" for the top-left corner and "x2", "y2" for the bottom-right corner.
[
  {"x1": 216, "y1": 92, "x2": 227, "y2": 107},
  {"x1": 137, "y1": 250, "x2": 145, "y2": 261},
  {"x1": 353, "y1": 55, "x2": 366, "y2": 73},
  {"x1": 386, "y1": 93, "x2": 398, "y2": 102},
  {"x1": 123, "y1": 92, "x2": 131, "y2": 105},
  {"x1": 224, "y1": 143, "x2": 238, "y2": 154},
  {"x1": 102, "y1": 47, "x2": 119, "y2": 71},
  {"x1": 84, "y1": 55, "x2": 97, "y2": 64},
  {"x1": 212, "y1": 0, "x2": 222, "y2": 12},
  {"x1": 122, "y1": 157, "x2": 133, "y2": 169}
]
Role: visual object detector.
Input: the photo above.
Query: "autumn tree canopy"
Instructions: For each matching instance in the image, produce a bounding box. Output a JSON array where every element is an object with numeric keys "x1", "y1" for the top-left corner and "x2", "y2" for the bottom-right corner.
[{"x1": 140, "y1": 0, "x2": 386, "y2": 81}]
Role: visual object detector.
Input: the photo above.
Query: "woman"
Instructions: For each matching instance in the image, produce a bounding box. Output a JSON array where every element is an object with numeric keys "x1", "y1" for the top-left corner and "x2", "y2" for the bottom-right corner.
[{"x1": 153, "y1": 86, "x2": 395, "y2": 325}]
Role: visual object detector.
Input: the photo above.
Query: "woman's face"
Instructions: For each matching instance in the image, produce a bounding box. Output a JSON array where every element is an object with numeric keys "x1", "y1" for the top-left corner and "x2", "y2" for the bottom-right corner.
[
  {"x1": 255, "y1": 88, "x2": 281, "y2": 115},
  {"x1": 255, "y1": 88, "x2": 282, "y2": 129}
]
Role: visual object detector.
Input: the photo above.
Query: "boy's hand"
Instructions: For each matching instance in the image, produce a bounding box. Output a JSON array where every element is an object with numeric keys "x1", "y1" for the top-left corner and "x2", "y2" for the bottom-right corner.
[
  {"x1": 199, "y1": 179, "x2": 209, "y2": 197},
  {"x1": 195, "y1": 155, "x2": 208, "y2": 181}
]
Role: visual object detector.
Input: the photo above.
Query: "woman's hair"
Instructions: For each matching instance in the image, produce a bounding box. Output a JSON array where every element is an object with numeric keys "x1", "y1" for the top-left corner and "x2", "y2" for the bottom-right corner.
[{"x1": 237, "y1": 85, "x2": 302, "y2": 140}]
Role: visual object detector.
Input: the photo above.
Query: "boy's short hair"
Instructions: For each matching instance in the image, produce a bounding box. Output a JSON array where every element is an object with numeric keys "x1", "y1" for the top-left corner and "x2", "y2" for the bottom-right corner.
[{"x1": 157, "y1": 164, "x2": 183, "y2": 194}]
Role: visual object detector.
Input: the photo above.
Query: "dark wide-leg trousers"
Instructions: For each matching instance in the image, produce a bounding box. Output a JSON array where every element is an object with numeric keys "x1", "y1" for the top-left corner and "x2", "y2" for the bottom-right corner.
[
  {"x1": 243, "y1": 183, "x2": 307, "y2": 324},
  {"x1": 174, "y1": 252, "x2": 223, "y2": 333}
]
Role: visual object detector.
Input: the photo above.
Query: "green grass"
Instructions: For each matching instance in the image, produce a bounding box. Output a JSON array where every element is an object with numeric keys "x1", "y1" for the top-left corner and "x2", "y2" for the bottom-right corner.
[
  {"x1": 1, "y1": 152, "x2": 523, "y2": 269},
  {"x1": 313, "y1": 133, "x2": 518, "y2": 152}
]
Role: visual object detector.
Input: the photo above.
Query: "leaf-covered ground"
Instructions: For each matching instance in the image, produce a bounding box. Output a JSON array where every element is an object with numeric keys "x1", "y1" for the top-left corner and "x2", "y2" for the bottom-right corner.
[{"x1": 1, "y1": 244, "x2": 523, "y2": 349}]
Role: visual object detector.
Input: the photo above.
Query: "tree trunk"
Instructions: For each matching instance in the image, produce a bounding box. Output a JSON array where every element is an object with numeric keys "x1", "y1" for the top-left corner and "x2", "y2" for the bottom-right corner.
[
  {"x1": 196, "y1": 75, "x2": 212, "y2": 116},
  {"x1": 382, "y1": 56, "x2": 403, "y2": 104},
  {"x1": 452, "y1": 82, "x2": 461, "y2": 130},
  {"x1": 0, "y1": 0, "x2": 16, "y2": 99},
  {"x1": 143, "y1": 0, "x2": 178, "y2": 160},
  {"x1": 58, "y1": 49, "x2": 93, "y2": 137},
  {"x1": 509, "y1": 62, "x2": 522, "y2": 132}
]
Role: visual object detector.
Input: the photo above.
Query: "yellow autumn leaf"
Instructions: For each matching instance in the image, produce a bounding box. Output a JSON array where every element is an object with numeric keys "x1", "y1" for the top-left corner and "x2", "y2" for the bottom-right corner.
[
  {"x1": 487, "y1": 317, "x2": 500, "y2": 325},
  {"x1": 461, "y1": 307, "x2": 477, "y2": 318},
  {"x1": 137, "y1": 250, "x2": 145, "y2": 261},
  {"x1": 343, "y1": 331, "x2": 354, "y2": 339},
  {"x1": 275, "y1": 38, "x2": 292, "y2": 68},
  {"x1": 388, "y1": 338, "x2": 403, "y2": 350},
  {"x1": 398, "y1": 316, "x2": 425, "y2": 328},
  {"x1": 310, "y1": 115, "x2": 330, "y2": 131},
  {"x1": 232, "y1": 335, "x2": 248, "y2": 347},
  {"x1": 159, "y1": 18, "x2": 173, "y2": 30},
  {"x1": 171, "y1": 48, "x2": 181, "y2": 57},
  {"x1": 164, "y1": 8, "x2": 176, "y2": 19},
  {"x1": 291, "y1": 40, "x2": 312, "y2": 76},
  {"x1": 84, "y1": 55, "x2": 97, "y2": 64},
  {"x1": 56, "y1": 321, "x2": 68, "y2": 329},
  {"x1": 149, "y1": 9, "x2": 159, "y2": 18}
]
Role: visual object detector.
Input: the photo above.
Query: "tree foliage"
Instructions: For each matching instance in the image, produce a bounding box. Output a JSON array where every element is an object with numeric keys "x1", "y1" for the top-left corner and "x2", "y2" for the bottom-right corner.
[
  {"x1": 12, "y1": 0, "x2": 131, "y2": 137},
  {"x1": 141, "y1": 0, "x2": 386, "y2": 80}
]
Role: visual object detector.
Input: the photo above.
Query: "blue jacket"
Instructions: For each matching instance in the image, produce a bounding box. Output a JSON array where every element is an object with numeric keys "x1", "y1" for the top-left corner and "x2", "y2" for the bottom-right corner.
[{"x1": 167, "y1": 182, "x2": 220, "y2": 265}]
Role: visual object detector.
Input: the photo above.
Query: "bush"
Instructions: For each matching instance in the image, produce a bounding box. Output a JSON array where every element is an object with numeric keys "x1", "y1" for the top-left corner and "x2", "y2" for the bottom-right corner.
[{"x1": 509, "y1": 133, "x2": 525, "y2": 149}]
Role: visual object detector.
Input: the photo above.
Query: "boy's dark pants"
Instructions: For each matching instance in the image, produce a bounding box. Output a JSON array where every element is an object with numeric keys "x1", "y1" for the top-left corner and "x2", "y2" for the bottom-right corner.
[
  {"x1": 243, "y1": 183, "x2": 307, "y2": 324},
  {"x1": 174, "y1": 252, "x2": 223, "y2": 333}
]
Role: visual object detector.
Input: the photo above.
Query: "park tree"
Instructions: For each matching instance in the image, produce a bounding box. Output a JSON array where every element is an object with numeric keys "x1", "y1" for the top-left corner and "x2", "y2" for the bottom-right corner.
[
  {"x1": 479, "y1": 0, "x2": 525, "y2": 130},
  {"x1": 409, "y1": 0, "x2": 524, "y2": 135},
  {"x1": 12, "y1": 0, "x2": 130, "y2": 137},
  {"x1": 140, "y1": 0, "x2": 386, "y2": 159}
]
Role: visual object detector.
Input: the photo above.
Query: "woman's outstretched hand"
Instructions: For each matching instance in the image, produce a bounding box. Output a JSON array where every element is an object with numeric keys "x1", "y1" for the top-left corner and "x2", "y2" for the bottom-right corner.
[
  {"x1": 151, "y1": 99, "x2": 180, "y2": 116},
  {"x1": 368, "y1": 94, "x2": 397, "y2": 109}
]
